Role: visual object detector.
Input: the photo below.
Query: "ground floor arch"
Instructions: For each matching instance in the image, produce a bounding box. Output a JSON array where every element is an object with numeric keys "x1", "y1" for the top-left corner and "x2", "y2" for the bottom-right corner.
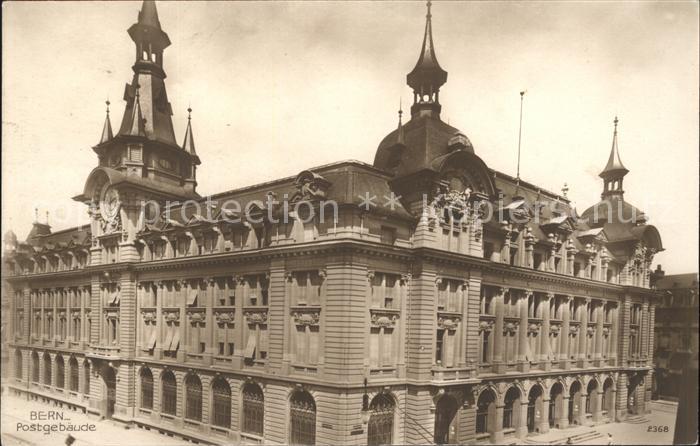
[{"x1": 434, "y1": 393, "x2": 460, "y2": 444}]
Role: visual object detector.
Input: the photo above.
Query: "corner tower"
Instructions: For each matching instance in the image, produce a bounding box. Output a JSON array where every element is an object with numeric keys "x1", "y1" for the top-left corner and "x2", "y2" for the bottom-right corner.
[{"x1": 76, "y1": 0, "x2": 200, "y2": 244}]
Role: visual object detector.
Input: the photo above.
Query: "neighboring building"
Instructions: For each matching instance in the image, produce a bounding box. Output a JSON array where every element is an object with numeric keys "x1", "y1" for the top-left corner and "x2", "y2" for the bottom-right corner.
[
  {"x1": 652, "y1": 273, "x2": 699, "y2": 400},
  {"x1": 3, "y1": 1, "x2": 665, "y2": 445}
]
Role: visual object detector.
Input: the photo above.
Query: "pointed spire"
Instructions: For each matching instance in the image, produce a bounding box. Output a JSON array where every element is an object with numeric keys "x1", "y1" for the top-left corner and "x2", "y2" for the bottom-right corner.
[
  {"x1": 396, "y1": 99, "x2": 405, "y2": 145},
  {"x1": 99, "y1": 100, "x2": 114, "y2": 144},
  {"x1": 599, "y1": 116, "x2": 628, "y2": 178},
  {"x1": 182, "y1": 106, "x2": 197, "y2": 156},
  {"x1": 127, "y1": 86, "x2": 146, "y2": 137},
  {"x1": 407, "y1": 1, "x2": 448, "y2": 117},
  {"x1": 137, "y1": 0, "x2": 162, "y2": 30}
]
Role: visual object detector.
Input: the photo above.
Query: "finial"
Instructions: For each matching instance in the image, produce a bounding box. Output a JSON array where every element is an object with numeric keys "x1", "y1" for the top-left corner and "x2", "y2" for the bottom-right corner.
[
  {"x1": 613, "y1": 115, "x2": 618, "y2": 132},
  {"x1": 426, "y1": 0, "x2": 432, "y2": 18},
  {"x1": 398, "y1": 99, "x2": 403, "y2": 123},
  {"x1": 106, "y1": 99, "x2": 110, "y2": 114},
  {"x1": 188, "y1": 106, "x2": 192, "y2": 120},
  {"x1": 562, "y1": 183, "x2": 569, "y2": 198},
  {"x1": 34, "y1": 208, "x2": 38, "y2": 223},
  {"x1": 46, "y1": 211, "x2": 49, "y2": 225}
]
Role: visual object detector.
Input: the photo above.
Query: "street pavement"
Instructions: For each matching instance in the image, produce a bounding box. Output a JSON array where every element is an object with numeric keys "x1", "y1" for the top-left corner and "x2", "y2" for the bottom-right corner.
[{"x1": 1, "y1": 393, "x2": 187, "y2": 446}]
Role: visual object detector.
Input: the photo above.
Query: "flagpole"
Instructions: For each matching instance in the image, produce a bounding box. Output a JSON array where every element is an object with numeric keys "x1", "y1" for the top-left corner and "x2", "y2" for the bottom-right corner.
[{"x1": 516, "y1": 90, "x2": 526, "y2": 196}]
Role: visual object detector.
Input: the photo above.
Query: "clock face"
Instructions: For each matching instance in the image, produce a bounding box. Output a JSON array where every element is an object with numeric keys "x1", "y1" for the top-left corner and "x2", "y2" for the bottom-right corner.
[{"x1": 100, "y1": 186, "x2": 121, "y2": 221}]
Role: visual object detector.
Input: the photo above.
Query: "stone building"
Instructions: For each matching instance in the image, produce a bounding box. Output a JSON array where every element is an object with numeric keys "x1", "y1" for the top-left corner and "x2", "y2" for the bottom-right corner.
[
  {"x1": 4, "y1": 1, "x2": 665, "y2": 444},
  {"x1": 652, "y1": 273, "x2": 698, "y2": 400}
]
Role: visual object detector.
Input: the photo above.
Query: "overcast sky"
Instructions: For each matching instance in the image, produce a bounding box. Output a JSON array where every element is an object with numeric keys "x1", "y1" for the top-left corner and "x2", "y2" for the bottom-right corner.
[{"x1": 2, "y1": 1, "x2": 698, "y2": 274}]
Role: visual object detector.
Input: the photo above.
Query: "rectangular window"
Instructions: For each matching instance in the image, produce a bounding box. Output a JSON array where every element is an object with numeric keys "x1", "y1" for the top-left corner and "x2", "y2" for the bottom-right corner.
[
  {"x1": 435, "y1": 329, "x2": 445, "y2": 364},
  {"x1": 380, "y1": 226, "x2": 397, "y2": 245},
  {"x1": 574, "y1": 262, "x2": 581, "y2": 277},
  {"x1": 481, "y1": 331, "x2": 490, "y2": 363}
]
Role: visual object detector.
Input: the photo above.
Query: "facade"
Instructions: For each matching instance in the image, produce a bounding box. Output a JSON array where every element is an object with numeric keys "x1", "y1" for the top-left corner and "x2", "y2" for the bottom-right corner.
[
  {"x1": 652, "y1": 273, "x2": 699, "y2": 400},
  {"x1": 3, "y1": 2, "x2": 666, "y2": 445}
]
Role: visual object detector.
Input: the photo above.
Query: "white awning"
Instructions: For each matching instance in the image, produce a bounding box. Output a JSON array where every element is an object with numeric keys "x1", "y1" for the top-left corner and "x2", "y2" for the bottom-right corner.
[
  {"x1": 109, "y1": 291, "x2": 119, "y2": 305},
  {"x1": 170, "y1": 330, "x2": 180, "y2": 352},
  {"x1": 244, "y1": 333, "x2": 256, "y2": 359},
  {"x1": 163, "y1": 329, "x2": 174, "y2": 352},
  {"x1": 146, "y1": 330, "x2": 157, "y2": 350},
  {"x1": 186, "y1": 289, "x2": 198, "y2": 306}
]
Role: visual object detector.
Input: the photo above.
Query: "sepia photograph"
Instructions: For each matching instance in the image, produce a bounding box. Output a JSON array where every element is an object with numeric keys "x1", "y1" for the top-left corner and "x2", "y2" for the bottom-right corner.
[{"x1": 1, "y1": 1, "x2": 698, "y2": 445}]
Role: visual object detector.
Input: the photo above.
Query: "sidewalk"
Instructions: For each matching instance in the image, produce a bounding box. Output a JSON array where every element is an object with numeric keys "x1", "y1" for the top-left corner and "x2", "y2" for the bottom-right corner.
[
  {"x1": 521, "y1": 404, "x2": 677, "y2": 445},
  {"x1": 1, "y1": 394, "x2": 188, "y2": 446}
]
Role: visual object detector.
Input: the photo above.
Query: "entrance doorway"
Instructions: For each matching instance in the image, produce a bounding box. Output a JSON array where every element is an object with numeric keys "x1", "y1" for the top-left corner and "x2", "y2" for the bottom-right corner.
[
  {"x1": 434, "y1": 395, "x2": 460, "y2": 444},
  {"x1": 104, "y1": 367, "x2": 116, "y2": 419}
]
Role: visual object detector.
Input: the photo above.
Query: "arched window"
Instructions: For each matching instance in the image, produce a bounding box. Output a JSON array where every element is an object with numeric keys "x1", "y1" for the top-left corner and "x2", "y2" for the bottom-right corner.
[
  {"x1": 368, "y1": 393, "x2": 395, "y2": 446},
  {"x1": 161, "y1": 371, "x2": 177, "y2": 416},
  {"x1": 140, "y1": 367, "x2": 154, "y2": 410},
  {"x1": 43, "y1": 353, "x2": 52, "y2": 386},
  {"x1": 185, "y1": 374, "x2": 202, "y2": 421},
  {"x1": 69, "y1": 357, "x2": 79, "y2": 392},
  {"x1": 242, "y1": 383, "x2": 264, "y2": 436},
  {"x1": 15, "y1": 350, "x2": 23, "y2": 379},
  {"x1": 31, "y1": 352, "x2": 39, "y2": 382},
  {"x1": 476, "y1": 389, "x2": 496, "y2": 434},
  {"x1": 290, "y1": 390, "x2": 316, "y2": 446},
  {"x1": 55, "y1": 355, "x2": 65, "y2": 389},
  {"x1": 211, "y1": 377, "x2": 231, "y2": 428},
  {"x1": 503, "y1": 387, "x2": 520, "y2": 429},
  {"x1": 83, "y1": 361, "x2": 91, "y2": 395},
  {"x1": 586, "y1": 380, "x2": 598, "y2": 414}
]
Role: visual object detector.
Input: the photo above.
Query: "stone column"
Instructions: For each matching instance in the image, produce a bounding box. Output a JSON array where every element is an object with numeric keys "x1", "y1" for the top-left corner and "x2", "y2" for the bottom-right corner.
[
  {"x1": 515, "y1": 401, "x2": 529, "y2": 438},
  {"x1": 204, "y1": 278, "x2": 215, "y2": 365},
  {"x1": 177, "y1": 280, "x2": 187, "y2": 362},
  {"x1": 559, "y1": 395, "x2": 570, "y2": 429},
  {"x1": 610, "y1": 384, "x2": 618, "y2": 422},
  {"x1": 594, "y1": 301, "x2": 604, "y2": 364},
  {"x1": 578, "y1": 392, "x2": 588, "y2": 426},
  {"x1": 539, "y1": 398, "x2": 551, "y2": 433},
  {"x1": 609, "y1": 304, "x2": 619, "y2": 364},
  {"x1": 540, "y1": 293, "x2": 553, "y2": 370},
  {"x1": 154, "y1": 281, "x2": 164, "y2": 359},
  {"x1": 52, "y1": 288, "x2": 58, "y2": 341},
  {"x1": 493, "y1": 288, "x2": 507, "y2": 373},
  {"x1": 518, "y1": 290, "x2": 531, "y2": 371},
  {"x1": 619, "y1": 296, "x2": 631, "y2": 367},
  {"x1": 592, "y1": 389, "x2": 604, "y2": 422},
  {"x1": 458, "y1": 281, "x2": 469, "y2": 368},
  {"x1": 560, "y1": 296, "x2": 571, "y2": 369},
  {"x1": 578, "y1": 298, "x2": 590, "y2": 367},
  {"x1": 647, "y1": 304, "x2": 656, "y2": 366},
  {"x1": 492, "y1": 404, "x2": 505, "y2": 443},
  {"x1": 640, "y1": 300, "x2": 649, "y2": 360}
]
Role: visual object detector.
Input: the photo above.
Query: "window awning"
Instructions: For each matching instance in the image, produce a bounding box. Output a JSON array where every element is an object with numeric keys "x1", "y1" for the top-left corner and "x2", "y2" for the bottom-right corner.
[
  {"x1": 109, "y1": 291, "x2": 120, "y2": 305},
  {"x1": 244, "y1": 333, "x2": 257, "y2": 359},
  {"x1": 163, "y1": 329, "x2": 174, "y2": 352},
  {"x1": 170, "y1": 330, "x2": 180, "y2": 352},
  {"x1": 186, "y1": 289, "x2": 198, "y2": 306},
  {"x1": 146, "y1": 330, "x2": 157, "y2": 350}
]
